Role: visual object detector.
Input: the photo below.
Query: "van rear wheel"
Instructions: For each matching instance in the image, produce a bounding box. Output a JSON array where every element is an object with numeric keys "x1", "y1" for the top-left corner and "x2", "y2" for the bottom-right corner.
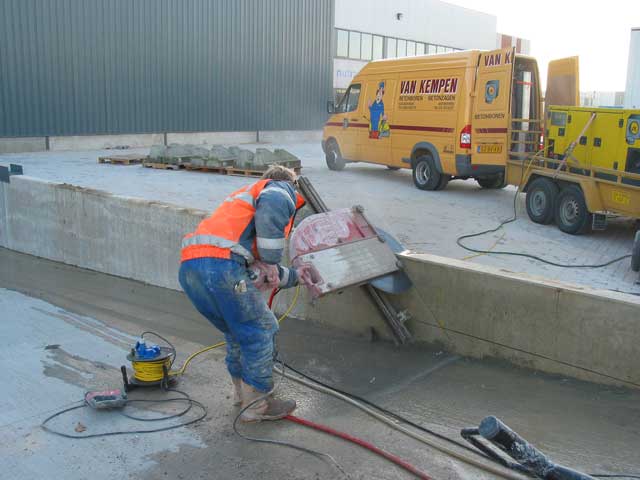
[
  {"x1": 631, "y1": 231, "x2": 640, "y2": 272},
  {"x1": 412, "y1": 155, "x2": 442, "y2": 191},
  {"x1": 325, "y1": 141, "x2": 346, "y2": 171}
]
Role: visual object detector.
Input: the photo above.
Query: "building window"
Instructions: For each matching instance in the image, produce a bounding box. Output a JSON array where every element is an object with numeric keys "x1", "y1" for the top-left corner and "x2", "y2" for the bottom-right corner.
[
  {"x1": 337, "y1": 29, "x2": 348, "y2": 57},
  {"x1": 427, "y1": 44, "x2": 436, "y2": 55},
  {"x1": 416, "y1": 43, "x2": 425, "y2": 56},
  {"x1": 337, "y1": 84, "x2": 361, "y2": 113},
  {"x1": 386, "y1": 37, "x2": 396, "y2": 58},
  {"x1": 407, "y1": 41, "x2": 416, "y2": 56},
  {"x1": 372, "y1": 35, "x2": 383, "y2": 60},
  {"x1": 361, "y1": 33, "x2": 372, "y2": 60},
  {"x1": 397, "y1": 39, "x2": 407, "y2": 57},
  {"x1": 349, "y1": 31, "x2": 361, "y2": 59}
]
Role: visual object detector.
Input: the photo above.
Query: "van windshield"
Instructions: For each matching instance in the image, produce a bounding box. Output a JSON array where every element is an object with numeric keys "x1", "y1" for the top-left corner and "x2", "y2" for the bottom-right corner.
[
  {"x1": 336, "y1": 84, "x2": 361, "y2": 113},
  {"x1": 510, "y1": 57, "x2": 541, "y2": 157}
]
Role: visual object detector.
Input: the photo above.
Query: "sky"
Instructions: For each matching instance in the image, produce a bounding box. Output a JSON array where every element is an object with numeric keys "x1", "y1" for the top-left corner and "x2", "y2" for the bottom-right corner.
[{"x1": 444, "y1": 0, "x2": 639, "y2": 92}]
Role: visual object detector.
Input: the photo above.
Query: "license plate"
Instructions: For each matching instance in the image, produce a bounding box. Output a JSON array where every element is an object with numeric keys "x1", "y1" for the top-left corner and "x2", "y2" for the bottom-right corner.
[{"x1": 477, "y1": 144, "x2": 503, "y2": 154}]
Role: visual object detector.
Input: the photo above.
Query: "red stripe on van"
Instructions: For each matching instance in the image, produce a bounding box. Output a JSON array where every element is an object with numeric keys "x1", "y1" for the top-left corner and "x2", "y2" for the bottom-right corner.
[
  {"x1": 391, "y1": 125, "x2": 454, "y2": 133},
  {"x1": 475, "y1": 128, "x2": 508, "y2": 134},
  {"x1": 325, "y1": 122, "x2": 343, "y2": 127},
  {"x1": 324, "y1": 122, "x2": 370, "y2": 128}
]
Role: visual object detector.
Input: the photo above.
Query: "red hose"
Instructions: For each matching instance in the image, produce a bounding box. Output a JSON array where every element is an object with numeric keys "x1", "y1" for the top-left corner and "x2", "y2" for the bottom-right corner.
[
  {"x1": 268, "y1": 288, "x2": 279, "y2": 308},
  {"x1": 285, "y1": 414, "x2": 434, "y2": 480}
]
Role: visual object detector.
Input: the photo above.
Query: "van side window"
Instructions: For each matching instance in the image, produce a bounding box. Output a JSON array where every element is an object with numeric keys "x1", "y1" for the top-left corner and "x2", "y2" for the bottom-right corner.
[{"x1": 337, "y1": 84, "x2": 361, "y2": 113}]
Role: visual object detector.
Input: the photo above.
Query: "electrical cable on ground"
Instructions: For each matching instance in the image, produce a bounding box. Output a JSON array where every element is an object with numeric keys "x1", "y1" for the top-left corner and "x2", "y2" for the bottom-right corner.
[
  {"x1": 272, "y1": 363, "x2": 525, "y2": 480},
  {"x1": 456, "y1": 154, "x2": 631, "y2": 268},
  {"x1": 232, "y1": 359, "x2": 350, "y2": 479},
  {"x1": 41, "y1": 388, "x2": 207, "y2": 439}
]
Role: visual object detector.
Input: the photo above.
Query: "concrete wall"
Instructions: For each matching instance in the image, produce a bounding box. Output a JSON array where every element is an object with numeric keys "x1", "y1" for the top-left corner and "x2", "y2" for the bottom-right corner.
[
  {"x1": 0, "y1": 130, "x2": 323, "y2": 153},
  {"x1": 1, "y1": 175, "x2": 639, "y2": 388},
  {"x1": 277, "y1": 254, "x2": 640, "y2": 389},
  {"x1": 0, "y1": 137, "x2": 47, "y2": 154},
  {"x1": 0, "y1": 175, "x2": 205, "y2": 290}
]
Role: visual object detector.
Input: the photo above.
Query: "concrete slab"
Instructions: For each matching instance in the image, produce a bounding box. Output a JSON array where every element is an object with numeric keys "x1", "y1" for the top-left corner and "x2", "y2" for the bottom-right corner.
[
  {"x1": 0, "y1": 143, "x2": 638, "y2": 294},
  {"x1": 1, "y1": 248, "x2": 639, "y2": 479}
]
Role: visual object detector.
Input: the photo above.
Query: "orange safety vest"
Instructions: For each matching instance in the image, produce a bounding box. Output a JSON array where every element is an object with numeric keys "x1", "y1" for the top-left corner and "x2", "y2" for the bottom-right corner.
[{"x1": 181, "y1": 179, "x2": 305, "y2": 263}]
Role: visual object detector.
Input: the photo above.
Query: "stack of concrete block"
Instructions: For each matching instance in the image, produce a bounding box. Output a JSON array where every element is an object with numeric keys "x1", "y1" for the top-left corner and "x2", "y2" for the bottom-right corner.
[{"x1": 147, "y1": 144, "x2": 301, "y2": 171}]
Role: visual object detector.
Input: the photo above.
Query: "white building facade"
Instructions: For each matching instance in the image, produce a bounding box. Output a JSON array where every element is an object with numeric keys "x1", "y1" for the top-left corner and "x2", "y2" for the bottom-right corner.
[
  {"x1": 625, "y1": 28, "x2": 640, "y2": 108},
  {"x1": 332, "y1": 0, "x2": 517, "y2": 98}
]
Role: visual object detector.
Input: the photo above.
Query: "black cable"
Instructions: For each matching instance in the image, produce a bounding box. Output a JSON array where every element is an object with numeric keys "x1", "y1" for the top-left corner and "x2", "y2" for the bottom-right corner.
[
  {"x1": 141, "y1": 330, "x2": 177, "y2": 368},
  {"x1": 41, "y1": 388, "x2": 207, "y2": 439},
  {"x1": 456, "y1": 160, "x2": 631, "y2": 268},
  {"x1": 590, "y1": 476, "x2": 640, "y2": 479},
  {"x1": 232, "y1": 359, "x2": 350, "y2": 479},
  {"x1": 282, "y1": 361, "x2": 495, "y2": 462}
]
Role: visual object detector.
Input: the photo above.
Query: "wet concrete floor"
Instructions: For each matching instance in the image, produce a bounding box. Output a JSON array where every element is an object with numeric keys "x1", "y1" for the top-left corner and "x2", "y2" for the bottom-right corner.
[{"x1": 1, "y1": 247, "x2": 639, "y2": 479}]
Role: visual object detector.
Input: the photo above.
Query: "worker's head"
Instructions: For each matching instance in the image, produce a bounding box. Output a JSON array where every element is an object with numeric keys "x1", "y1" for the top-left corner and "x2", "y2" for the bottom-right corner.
[{"x1": 261, "y1": 164, "x2": 298, "y2": 185}]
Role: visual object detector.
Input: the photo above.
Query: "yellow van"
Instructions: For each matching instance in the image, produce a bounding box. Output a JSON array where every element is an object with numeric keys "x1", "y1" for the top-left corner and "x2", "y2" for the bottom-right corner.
[{"x1": 322, "y1": 48, "x2": 566, "y2": 191}]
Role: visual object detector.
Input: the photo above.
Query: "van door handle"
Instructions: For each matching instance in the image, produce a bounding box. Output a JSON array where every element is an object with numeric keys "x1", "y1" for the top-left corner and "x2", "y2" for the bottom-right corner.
[{"x1": 350, "y1": 118, "x2": 359, "y2": 121}]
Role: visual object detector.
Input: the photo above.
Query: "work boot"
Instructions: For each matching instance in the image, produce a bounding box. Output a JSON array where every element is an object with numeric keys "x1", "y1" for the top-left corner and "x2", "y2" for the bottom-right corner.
[
  {"x1": 231, "y1": 377, "x2": 243, "y2": 406},
  {"x1": 239, "y1": 380, "x2": 296, "y2": 423}
]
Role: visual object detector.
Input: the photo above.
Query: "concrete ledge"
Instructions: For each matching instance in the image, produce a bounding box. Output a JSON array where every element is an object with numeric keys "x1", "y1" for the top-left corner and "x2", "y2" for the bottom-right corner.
[
  {"x1": 166, "y1": 131, "x2": 257, "y2": 145},
  {"x1": 0, "y1": 137, "x2": 47, "y2": 154},
  {"x1": 0, "y1": 176, "x2": 205, "y2": 290},
  {"x1": 1, "y1": 175, "x2": 639, "y2": 388},
  {"x1": 259, "y1": 130, "x2": 322, "y2": 143},
  {"x1": 49, "y1": 134, "x2": 164, "y2": 151},
  {"x1": 277, "y1": 252, "x2": 640, "y2": 388}
]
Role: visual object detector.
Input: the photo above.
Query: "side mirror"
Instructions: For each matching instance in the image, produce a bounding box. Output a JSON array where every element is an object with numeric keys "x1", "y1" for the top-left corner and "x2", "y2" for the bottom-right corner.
[{"x1": 326, "y1": 101, "x2": 335, "y2": 114}]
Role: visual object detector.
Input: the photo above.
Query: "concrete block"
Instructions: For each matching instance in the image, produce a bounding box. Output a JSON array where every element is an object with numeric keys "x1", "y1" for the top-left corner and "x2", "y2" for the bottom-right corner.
[
  {"x1": 259, "y1": 130, "x2": 322, "y2": 143},
  {"x1": 149, "y1": 144, "x2": 167, "y2": 160},
  {"x1": 253, "y1": 148, "x2": 277, "y2": 167},
  {"x1": 49, "y1": 134, "x2": 163, "y2": 151},
  {"x1": 166, "y1": 131, "x2": 256, "y2": 145},
  {"x1": 0, "y1": 137, "x2": 47, "y2": 154},
  {"x1": 230, "y1": 147, "x2": 255, "y2": 169}
]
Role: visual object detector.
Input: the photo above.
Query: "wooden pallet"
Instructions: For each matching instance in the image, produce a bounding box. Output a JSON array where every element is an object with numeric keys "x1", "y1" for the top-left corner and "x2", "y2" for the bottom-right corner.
[
  {"x1": 98, "y1": 154, "x2": 148, "y2": 165},
  {"x1": 226, "y1": 166, "x2": 302, "y2": 177},
  {"x1": 184, "y1": 165, "x2": 230, "y2": 174},
  {"x1": 142, "y1": 161, "x2": 184, "y2": 170}
]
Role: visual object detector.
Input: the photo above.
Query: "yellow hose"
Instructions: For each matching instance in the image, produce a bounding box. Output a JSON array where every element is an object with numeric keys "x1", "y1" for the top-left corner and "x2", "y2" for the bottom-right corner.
[{"x1": 131, "y1": 286, "x2": 301, "y2": 380}]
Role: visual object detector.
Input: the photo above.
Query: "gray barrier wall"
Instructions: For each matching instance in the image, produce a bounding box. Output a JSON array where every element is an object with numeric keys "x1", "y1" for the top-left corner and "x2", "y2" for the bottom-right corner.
[{"x1": 1, "y1": 175, "x2": 639, "y2": 388}]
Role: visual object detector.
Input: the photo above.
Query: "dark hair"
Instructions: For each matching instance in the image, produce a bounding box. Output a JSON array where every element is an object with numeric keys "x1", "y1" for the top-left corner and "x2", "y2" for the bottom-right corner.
[{"x1": 261, "y1": 164, "x2": 298, "y2": 183}]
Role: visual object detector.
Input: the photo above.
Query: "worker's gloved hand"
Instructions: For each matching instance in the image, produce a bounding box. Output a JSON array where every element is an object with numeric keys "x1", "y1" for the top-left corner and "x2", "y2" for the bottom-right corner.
[
  {"x1": 295, "y1": 263, "x2": 321, "y2": 298},
  {"x1": 249, "y1": 261, "x2": 280, "y2": 292}
]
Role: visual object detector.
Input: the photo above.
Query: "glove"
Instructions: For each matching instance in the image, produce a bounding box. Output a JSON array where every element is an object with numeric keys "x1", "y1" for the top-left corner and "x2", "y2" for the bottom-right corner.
[
  {"x1": 295, "y1": 263, "x2": 322, "y2": 298},
  {"x1": 249, "y1": 261, "x2": 280, "y2": 292}
]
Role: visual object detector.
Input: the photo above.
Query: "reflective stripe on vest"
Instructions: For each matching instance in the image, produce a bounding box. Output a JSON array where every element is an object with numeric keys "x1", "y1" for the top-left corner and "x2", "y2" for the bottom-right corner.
[{"x1": 182, "y1": 234, "x2": 255, "y2": 263}]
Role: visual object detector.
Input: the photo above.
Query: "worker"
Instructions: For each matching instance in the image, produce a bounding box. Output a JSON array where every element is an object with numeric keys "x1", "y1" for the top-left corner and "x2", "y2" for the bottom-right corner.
[{"x1": 179, "y1": 165, "x2": 310, "y2": 423}]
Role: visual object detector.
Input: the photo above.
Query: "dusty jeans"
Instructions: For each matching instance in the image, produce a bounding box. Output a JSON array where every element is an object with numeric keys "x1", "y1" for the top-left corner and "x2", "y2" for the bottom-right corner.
[{"x1": 179, "y1": 257, "x2": 279, "y2": 393}]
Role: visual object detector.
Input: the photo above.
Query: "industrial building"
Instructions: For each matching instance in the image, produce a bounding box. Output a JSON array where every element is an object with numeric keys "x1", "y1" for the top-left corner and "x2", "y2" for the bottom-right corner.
[{"x1": 0, "y1": 0, "x2": 530, "y2": 152}]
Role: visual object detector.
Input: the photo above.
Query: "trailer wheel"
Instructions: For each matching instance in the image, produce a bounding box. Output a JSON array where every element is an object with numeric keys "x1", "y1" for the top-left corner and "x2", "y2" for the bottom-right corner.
[
  {"x1": 555, "y1": 185, "x2": 592, "y2": 235},
  {"x1": 476, "y1": 173, "x2": 506, "y2": 189},
  {"x1": 412, "y1": 155, "x2": 442, "y2": 191},
  {"x1": 631, "y1": 231, "x2": 640, "y2": 272},
  {"x1": 325, "y1": 141, "x2": 346, "y2": 171},
  {"x1": 525, "y1": 177, "x2": 559, "y2": 225}
]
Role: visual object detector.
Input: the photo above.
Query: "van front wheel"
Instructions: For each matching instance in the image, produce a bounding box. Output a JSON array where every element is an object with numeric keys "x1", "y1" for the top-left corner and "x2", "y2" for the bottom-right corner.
[
  {"x1": 412, "y1": 155, "x2": 442, "y2": 191},
  {"x1": 325, "y1": 142, "x2": 346, "y2": 171}
]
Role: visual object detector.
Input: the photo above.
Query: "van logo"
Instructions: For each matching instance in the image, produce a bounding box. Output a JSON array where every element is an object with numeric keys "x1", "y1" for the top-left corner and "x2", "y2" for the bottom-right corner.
[
  {"x1": 485, "y1": 80, "x2": 499, "y2": 103},
  {"x1": 484, "y1": 51, "x2": 512, "y2": 67},
  {"x1": 399, "y1": 78, "x2": 458, "y2": 95}
]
